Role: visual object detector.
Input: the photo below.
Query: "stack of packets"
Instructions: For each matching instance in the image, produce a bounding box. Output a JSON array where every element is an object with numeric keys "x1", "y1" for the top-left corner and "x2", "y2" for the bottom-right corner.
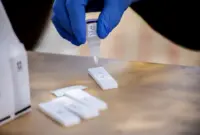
[{"x1": 39, "y1": 86, "x2": 107, "y2": 127}]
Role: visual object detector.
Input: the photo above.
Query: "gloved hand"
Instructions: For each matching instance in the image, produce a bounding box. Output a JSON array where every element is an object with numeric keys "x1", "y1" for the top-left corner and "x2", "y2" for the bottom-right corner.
[{"x1": 52, "y1": 0, "x2": 135, "y2": 46}]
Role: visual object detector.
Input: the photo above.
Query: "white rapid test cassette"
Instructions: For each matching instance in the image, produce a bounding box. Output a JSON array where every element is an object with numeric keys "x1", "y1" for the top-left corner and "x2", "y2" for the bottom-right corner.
[{"x1": 88, "y1": 67, "x2": 118, "y2": 90}]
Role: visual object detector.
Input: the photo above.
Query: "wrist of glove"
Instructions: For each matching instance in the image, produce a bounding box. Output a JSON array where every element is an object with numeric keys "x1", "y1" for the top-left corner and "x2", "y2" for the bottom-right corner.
[{"x1": 52, "y1": 0, "x2": 135, "y2": 46}]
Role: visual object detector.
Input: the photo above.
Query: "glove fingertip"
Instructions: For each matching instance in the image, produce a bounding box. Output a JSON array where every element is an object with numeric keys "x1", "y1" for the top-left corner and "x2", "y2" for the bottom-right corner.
[
  {"x1": 52, "y1": 16, "x2": 79, "y2": 46},
  {"x1": 52, "y1": 19, "x2": 69, "y2": 40},
  {"x1": 97, "y1": 16, "x2": 110, "y2": 39},
  {"x1": 97, "y1": 24, "x2": 108, "y2": 39},
  {"x1": 53, "y1": 16, "x2": 85, "y2": 46},
  {"x1": 71, "y1": 40, "x2": 81, "y2": 46},
  {"x1": 78, "y1": 36, "x2": 86, "y2": 45}
]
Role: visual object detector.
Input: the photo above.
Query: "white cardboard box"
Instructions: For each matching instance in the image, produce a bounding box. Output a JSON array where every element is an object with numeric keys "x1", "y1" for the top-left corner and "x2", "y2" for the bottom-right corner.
[{"x1": 0, "y1": 1, "x2": 31, "y2": 126}]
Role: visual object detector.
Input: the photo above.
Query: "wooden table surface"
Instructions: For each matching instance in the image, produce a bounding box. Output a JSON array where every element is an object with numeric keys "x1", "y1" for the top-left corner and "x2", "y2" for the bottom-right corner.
[{"x1": 1, "y1": 52, "x2": 200, "y2": 135}]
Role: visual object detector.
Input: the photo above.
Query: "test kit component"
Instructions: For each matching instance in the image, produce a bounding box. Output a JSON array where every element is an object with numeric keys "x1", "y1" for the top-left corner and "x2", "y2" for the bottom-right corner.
[
  {"x1": 10, "y1": 42, "x2": 31, "y2": 118},
  {"x1": 64, "y1": 89, "x2": 108, "y2": 111},
  {"x1": 88, "y1": 67, "x2": 118, "y2": 90},
  {"x1": 39, "y1": 95, "x2": 101, "y2": 127},
  {"x1": 39, "y1": 99, "x2": 81, "y2": 127},
  {"x1": 0, "y1": 1, "x2": 31, "y2": 126},
  {"x1": 51, "y1": 85, "x2": 87, "y2": 97},
  {"x1": 51, "y1": 97, "x2": 99, "y2": 120},
  {"x1": 87, "y1": 20, "x2": 101, "y2": 65}
]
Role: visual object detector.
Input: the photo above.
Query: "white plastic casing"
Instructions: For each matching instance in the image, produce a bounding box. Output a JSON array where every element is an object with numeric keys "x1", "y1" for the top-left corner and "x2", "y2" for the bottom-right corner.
[
  {"x1": 88, "y1": 67, "x2": 118, "y2": 90},
  {"x1": 64, "y1": 89, "x2": 108, "y2": 111},
  {"x1": 53, "y1": 97, "x2": 99, "y2": 120},
  {"x1": 39, "y1": 99, "x2": 81, "y2": 127}
]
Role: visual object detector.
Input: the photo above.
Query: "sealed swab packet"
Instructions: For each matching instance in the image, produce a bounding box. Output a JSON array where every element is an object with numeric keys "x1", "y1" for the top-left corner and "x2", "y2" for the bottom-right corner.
[
  {"x1": 86, "y1": 20, "x2": 101, "y2": 65},
  {"x1": 51, "y1": 85, "x2": 88, "y2": 97},
  {"x1": 64, "y1": 89, "x2": 108, "y2": 111}
]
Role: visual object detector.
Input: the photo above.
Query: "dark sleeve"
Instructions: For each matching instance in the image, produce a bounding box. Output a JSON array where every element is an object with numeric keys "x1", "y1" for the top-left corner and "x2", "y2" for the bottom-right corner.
[
  {"x1": 2, "y1": 0, "x2": 53, "y2": 50},
  {"x1": 131, "y1": 0, "x2": 199, "y2": 51}
]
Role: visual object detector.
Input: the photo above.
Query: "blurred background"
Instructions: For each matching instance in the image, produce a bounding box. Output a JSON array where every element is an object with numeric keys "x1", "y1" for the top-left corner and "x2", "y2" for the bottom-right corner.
[
  {"x1": 35, "y1": 8, "x2": 200, "y2": 66},
  {"x1": 2, "y1": 0, "x2": 200, "y2": 66}
]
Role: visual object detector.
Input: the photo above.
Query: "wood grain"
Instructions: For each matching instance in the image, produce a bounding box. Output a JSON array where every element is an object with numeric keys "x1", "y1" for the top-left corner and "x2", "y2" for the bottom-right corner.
[{"x1": 1, "y1": 52, "x2": 200, "y2": 135}]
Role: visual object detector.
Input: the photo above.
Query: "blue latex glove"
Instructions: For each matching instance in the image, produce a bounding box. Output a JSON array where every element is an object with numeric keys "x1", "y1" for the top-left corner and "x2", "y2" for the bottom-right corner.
[{"x1": 52, "y1": 0, "x2": 135, "y2": 46}]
